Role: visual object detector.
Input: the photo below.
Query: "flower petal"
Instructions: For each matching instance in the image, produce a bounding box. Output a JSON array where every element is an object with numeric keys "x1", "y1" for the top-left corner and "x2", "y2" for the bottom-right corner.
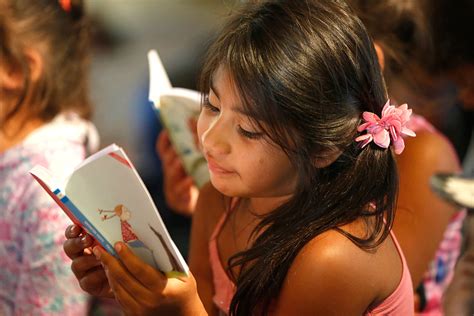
[
  {"x1": 355, "y1": 133, "x2": 373, "y2": 148},
  {"x1": 357, "y1": 122, "x2": 373, "y2": 132},
  {"x1": 401, "y1": 127, "x2": 416, "y2": 137},
  {"x1": 381, "y1": 100, "x2": 392, "y2": 117},
  {"x1": 362, "y1": 112, "x2": 380, "y2": 123},
  {"x1": 392, "y1": 137, "x2": 405, "y2": 154},
  {"x1": 373, "y1": 129, "x2": 390, "y2": 148}
]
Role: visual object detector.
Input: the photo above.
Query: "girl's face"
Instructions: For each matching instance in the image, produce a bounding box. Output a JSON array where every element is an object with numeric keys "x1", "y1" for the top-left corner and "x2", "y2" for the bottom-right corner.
[{"x1": 197, "y1": 66, "x2": 298, "y2": 198}]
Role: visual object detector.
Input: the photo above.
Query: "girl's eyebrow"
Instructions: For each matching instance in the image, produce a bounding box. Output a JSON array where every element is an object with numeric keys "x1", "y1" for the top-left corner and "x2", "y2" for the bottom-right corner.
[{"x1": 210, "y1": 80, "x2": 249, "y2": 116}]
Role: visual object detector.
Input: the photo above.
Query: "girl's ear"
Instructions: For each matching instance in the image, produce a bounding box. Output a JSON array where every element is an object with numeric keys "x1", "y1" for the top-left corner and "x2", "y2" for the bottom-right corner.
[
  {"x1": 374, "y1": 42, "x2": 385, "y2": 71},
  {"x1": 25, "y1": 49, "x2": 43, "y2": 83},
  {"x1": 0, "y1": 49, "x2": 43, "y2": 90}
]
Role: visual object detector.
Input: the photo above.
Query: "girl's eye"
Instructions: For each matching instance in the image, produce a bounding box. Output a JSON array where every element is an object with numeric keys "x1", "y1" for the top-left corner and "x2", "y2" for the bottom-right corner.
[
  {"x1": 238, "y1": 125, "x2": 263, "y2": 140},
  {"x1": 202, "y1": 96, "x2": 220, "y2": 114}
]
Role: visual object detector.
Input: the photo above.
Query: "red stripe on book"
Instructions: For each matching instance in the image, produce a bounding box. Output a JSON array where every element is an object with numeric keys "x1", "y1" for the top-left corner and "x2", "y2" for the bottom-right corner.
[
  {"x1": 30, "y1": 174, "x2": 81, "y2": 227},
  {"x1": 108, "y1": 152, "x2": 132, "y2": 168}
]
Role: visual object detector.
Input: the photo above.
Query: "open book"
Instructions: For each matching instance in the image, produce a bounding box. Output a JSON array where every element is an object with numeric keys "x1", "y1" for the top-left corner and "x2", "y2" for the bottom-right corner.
[
  {"x1": 29, "y1": 144, "x2": 188, "y2": 277},
  {"x1": 147, "y1": 49, "x2": 209, "y2": 188}
]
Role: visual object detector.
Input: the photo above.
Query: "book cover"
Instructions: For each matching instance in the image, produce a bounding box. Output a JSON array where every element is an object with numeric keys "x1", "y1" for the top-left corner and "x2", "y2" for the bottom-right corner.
[
  {"x1": 147, "y1": 49, "x2": 209, "y2": 188},
  {"x1": 30, "y1": 144, "x2": 188, "y2": 277}
]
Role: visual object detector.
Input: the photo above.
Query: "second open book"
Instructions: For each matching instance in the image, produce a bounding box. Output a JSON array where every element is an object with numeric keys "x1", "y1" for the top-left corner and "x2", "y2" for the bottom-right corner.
[
  {"x1": 147, "y1": 49, "x2": 210, "y2": 188},
  {"x1": 30, "y1": 144, "x2": 188, "y2": 277}
]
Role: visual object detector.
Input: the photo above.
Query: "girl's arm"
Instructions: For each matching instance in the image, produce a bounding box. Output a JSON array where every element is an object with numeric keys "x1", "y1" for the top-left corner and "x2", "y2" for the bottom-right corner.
[
  {"x1": 189, "y1": 182, "x2": 226, "y2": 316},
  {"x1": 395, "y1": 131, "x2": 462, "y2": 287}
]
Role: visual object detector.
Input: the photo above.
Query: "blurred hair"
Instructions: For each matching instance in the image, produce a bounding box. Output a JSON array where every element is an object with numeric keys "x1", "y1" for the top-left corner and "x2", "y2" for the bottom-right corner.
[
  {"x1": 347, "y1": 0, "x2": 432, "y2": 81},
  {"x1": 199, "y1": 1, "x2": 398, "y2": 315},
  {"x1": 430, "y1": 0, "x2": 474, "y2": 70},
  {"x1": 348, "y1": 0, "x2": 474, "y2": 75},
  {"x1": 0, "y1": 0, "x2": 92, "y2": 131}
]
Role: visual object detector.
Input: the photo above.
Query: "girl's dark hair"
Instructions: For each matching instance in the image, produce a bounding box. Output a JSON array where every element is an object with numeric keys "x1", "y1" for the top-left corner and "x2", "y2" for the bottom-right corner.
[
  {"x1": 198, "y1": 1, "x2": 398, "y2": 315},
  {"x1": 0, "y1": 0, "x2": 91, "y2": 131}
]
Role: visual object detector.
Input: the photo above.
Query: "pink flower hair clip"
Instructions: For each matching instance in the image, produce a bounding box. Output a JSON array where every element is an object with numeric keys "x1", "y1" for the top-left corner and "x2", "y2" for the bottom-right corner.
[
  {"x1": 58, "y1": 0, "x2": 71, "y2": 12},
  {"x1": 355, "y1": 100, "x2": 416, "y2": 154}
]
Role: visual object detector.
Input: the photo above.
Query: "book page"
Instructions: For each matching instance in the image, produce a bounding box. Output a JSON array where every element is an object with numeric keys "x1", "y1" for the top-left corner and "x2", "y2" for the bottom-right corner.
[
  {"x1": 64, "y1": 146, "x2": 188, "y2": 275},
  {"x1": 160, "y1": 91, "x2": 209, "y2": 188},
  {"x1": 147, "y1": 49, "x2": 209, "y2": 188}
]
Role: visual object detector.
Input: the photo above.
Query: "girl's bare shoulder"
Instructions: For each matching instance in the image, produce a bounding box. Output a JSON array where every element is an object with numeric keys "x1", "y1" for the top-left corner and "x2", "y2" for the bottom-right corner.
[{"x1": 273, "y1": 224, "x2": 398, "y2": 315}]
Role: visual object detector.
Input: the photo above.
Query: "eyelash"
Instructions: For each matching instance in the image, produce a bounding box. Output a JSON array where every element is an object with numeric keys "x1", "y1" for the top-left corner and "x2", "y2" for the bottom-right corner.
[
  {"x1": 238, "y1": 126, "x2": 263, "y2": 140},
  {"x1": 202, "y1": 97, "x2": 220, "y2": 113},
  {"x1": 203, "y1": 95, "x2": 263, "y2": 140}
]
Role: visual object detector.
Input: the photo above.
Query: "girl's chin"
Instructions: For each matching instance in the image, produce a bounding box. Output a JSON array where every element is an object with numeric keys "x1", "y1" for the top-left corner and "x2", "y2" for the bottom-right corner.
[{"x1": 210, "y1": 177, "x2": 243, "y2": 197}]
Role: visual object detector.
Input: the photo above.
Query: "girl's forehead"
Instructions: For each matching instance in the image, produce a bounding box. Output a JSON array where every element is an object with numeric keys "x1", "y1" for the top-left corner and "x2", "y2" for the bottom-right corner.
[
  {"x1": 210, "y1": 64, "x2": 265, "y2": 121},
  {"x1": 211, "y1": 65, "x2": 236, "y2": 93},
  {"x1": 211, "y1": 66, "x2": 244, "y2": 107}
]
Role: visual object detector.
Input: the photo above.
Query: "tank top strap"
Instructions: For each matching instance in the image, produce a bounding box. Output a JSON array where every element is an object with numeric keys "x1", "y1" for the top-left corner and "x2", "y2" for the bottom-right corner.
[{"x1": 210, "y1": 197, "x2": 240, "y2": 240}]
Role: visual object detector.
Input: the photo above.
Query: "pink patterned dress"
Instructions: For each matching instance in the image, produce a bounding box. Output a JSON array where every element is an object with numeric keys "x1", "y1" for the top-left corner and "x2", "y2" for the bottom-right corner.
[
  {"x1": 408, "y1": 115, "x2": 467, "y2": 314},
  {"x1": 0, "y1": 113, "x2": 99, "y2": 315}
]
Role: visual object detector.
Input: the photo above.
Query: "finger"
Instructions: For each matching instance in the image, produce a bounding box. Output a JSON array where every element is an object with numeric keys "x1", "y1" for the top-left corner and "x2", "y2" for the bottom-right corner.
[
  {"x1": 109, "y1": 280, "x2": 144, "y2": 315},
  {"x1": 157, "y1": 130, "x2": 171, "y2": 155},
  {"x1": 96, "y1": 246, "x2": 160, "y2": 306},
  {"x1": 65, "y1": 224, "x2": 83, "y2": 238},
  {"x1": 164, "y1": 169, "x2": 191, "y2": 207},
  {"x1": 188, "y1": 117, "x2": 197, "y2": 131},
  {"x1": 71, "y1": 254, "x2": 102, "y2": 279},
  {"x1": 173, "y1": 176, "x2": 196, "y2": 196},
  {"x1": 160, "y1": 144, "x2": 180, "y2": 169},
  {"x1": 63, "y1": 234, "x2": 94, "y2": 259},
  {"x1": 188, "y1": 118, "x2": 199, "y2": 148},
  {"x1": 113, "y1": 242, "x2": 167, "y2": 290},
  {"x1": 79, "y1": 266, "x2": 113, "y2": 298},
  {"x1": 165, "y1": 157, "x2": 187, "y2": 183}
]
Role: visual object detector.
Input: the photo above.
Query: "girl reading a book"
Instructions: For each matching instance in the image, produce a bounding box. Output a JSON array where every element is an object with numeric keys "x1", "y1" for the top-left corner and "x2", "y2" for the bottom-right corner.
[
  {"x1": 0, "y1": 0, "x2": 98, "y2": 314},
  {"x1": 63, "y1": 1, "x2": 415, "y2": 314}
]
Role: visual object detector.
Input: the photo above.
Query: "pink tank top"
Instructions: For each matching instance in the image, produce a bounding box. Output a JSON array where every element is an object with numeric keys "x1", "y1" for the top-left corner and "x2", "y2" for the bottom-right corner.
[
  {"x1": 209, "y1": 199, "x2": 238, "y2": 315},
  {"x1": 209, "y1": 199, "x2": 414, "y2": 315}
]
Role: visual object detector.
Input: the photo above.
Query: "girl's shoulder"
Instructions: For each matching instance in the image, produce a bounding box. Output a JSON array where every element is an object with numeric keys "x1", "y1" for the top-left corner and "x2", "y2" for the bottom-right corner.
[{"x1": 272, "y1": 224, "x2": 402, "y2": 315}]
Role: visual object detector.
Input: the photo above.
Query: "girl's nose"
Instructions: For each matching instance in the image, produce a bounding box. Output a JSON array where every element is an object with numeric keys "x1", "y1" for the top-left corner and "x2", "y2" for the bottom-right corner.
[{"x1": 201, "y1": 118, "x2": 231, "y2": 157}]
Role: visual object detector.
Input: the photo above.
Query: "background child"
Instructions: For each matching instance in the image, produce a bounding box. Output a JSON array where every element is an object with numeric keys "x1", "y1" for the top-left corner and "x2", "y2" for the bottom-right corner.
[
  {"x1": 347, "y1": 0, "x2": 467, "y2": 312},
  {"x1": 63, "y1": 1, "x2": 415, "y2": 315},
  {"x1": 0, "y1": 0, "x2": 97, "y2": 314}
]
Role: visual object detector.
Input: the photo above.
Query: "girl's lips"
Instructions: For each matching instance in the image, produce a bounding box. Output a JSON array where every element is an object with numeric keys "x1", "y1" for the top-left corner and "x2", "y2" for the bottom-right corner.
[{"x1": 206, "y1": 158, "x2": 234, "y2": 175}]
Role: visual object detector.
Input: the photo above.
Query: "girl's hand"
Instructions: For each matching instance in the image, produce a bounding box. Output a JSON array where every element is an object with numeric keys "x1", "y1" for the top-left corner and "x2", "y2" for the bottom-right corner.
[
  {"x1": 63, "y1": 225, "x2": 114, "y2": 298},
  {"x1": 94, "y1": 242, "x2": 207, "y2": 316},
  {"x1": 157, "y1": 130, "x2": 199, "y2": 216}
]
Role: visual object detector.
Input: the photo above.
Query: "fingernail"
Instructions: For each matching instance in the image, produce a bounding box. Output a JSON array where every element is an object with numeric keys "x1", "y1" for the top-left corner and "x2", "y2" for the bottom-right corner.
[
  {"x1": 80, "y1": 235, "x2": 90, "y2": 246},
  {"x1": 115, "y1": 242, "x2": 122, "y2": 253},
  {"x1": 92, "y1": 247, "x2": 101, "y2": 260},
  {"x1": 71, "y1": 225, "x2": 79, "y2": 234}
]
